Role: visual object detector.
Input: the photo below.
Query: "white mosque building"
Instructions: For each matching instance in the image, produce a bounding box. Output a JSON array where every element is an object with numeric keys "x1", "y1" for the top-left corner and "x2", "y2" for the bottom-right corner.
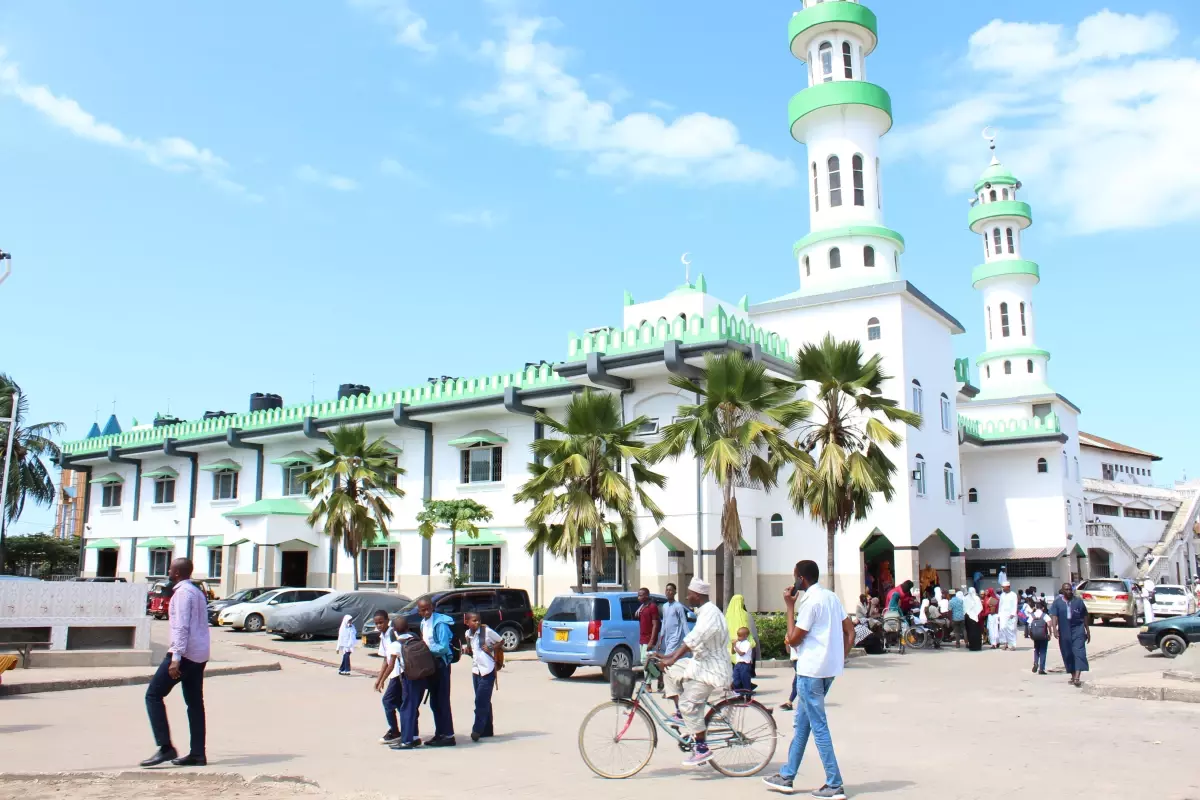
[{"x1": 61, "y1": 0, "x2": 1197, "y2": 609}]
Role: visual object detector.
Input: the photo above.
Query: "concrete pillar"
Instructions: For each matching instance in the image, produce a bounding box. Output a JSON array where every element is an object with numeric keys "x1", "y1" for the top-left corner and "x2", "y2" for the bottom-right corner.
[
  {"x1": 894, "y1": 547, "x2": 920, "y2": 591},
  {"x1": 950, "y1": 554, "x2": 967, "y2": 590}
]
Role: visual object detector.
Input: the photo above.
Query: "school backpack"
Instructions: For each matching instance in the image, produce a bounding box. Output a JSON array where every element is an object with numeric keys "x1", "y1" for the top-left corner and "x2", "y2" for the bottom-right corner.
[
  {"x1": 1029, "y1": 615, "x2": 1050, "y2": 641},
  {"x1": 447, "y1": 622, "x2": 464, "y2": 664},
  {"x1": 402, "y1": 636, "x2": 436, "y2": 680}
]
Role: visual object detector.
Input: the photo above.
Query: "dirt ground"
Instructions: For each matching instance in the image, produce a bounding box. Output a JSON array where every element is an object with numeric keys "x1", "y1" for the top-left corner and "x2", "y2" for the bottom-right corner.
[{"x1": 2, "y1": 774, "x2": 329, "y2": 800}]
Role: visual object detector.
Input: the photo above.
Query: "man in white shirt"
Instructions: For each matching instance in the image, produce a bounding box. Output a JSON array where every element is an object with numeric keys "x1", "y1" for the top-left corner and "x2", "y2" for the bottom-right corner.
[
  {"x1": 763, "y1": 560, "x2": 853, "y2": 799},
  {"x1": 658, "y1": 577, "x2": 731, "y2": 768},
  {"x1": 997, "y1": 581, "x2": 1019, "y2": 651},
  {"x1": 463, "y1": 611, "x2": 504, "y2": 742},
  {"x1": 371, "y1": 610, "x2": 403, "y2": 745},
  {"x1": 1142, "y1": 579, "x2": 1156, "y2": 623}
]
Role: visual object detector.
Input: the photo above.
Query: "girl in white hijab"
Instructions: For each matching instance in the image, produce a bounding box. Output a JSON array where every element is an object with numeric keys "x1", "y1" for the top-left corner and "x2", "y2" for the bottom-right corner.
[
  {"x1": 962, "y1": 588, "x2": 984, "y2": 652},
  {"x1": 336, "y1": 614, "x2": 357, "y2": 675}
]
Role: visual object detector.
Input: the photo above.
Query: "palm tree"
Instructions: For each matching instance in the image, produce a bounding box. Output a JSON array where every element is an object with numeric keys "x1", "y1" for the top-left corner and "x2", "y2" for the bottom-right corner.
[
  {"x1": 787, "y1": 335, "x2": 921, "y2": 591},
  {"x1": 514, "y1": 389, "x2": 666, "y2": 593},
  {"x1": 300, "y1": 424, "x2": 405, "y2": 589},
  {"x1": 648, "y1": 352, "x2": 811, "y2": 606},
  {"x1": 416, "y1": 498, "x2": 494, "y2": 587},
  {"x1": 0, "y1": 374, "x2": 63, "y2": 571}
]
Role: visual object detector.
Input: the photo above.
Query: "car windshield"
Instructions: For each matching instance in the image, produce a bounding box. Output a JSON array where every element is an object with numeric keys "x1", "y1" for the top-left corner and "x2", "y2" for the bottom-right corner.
[
  {"x1": 546, "y1": 596, "x2": 604, "y2": 622},
  {"x1": 254, "y1": 589, "x2": 285, "y2": 604},
  {"x1": 399, "y1": 593, "x2": 439, "y2": 614},
  {"x1": 1082, "y1": 580, "x2": 1126, "y2": 593},
  {"x1": 1156, "y1": 586, "x2": 1185, "y2": 596}
]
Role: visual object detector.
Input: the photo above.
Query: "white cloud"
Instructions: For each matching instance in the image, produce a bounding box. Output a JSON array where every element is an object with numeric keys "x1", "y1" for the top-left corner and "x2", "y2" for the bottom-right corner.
[
  {"x1": 442, "y1": 209, "x2": 500, "y2": 227},
  {"x1": 465, "y1": 18, "x2": 794, "y2": 186},
  {"x1": 0, "y1": 46, "x2": 258, "y2": 200},
  {"x1": 350, "y1": 0, "x2": 436, "y2": 54},
  {"x1": 295, "y1": 165, "x2": 359, "y2": 191},
  {"x1": 889, "y1": 10, "x2": 1199, "y2": 234},
  {"x1": 379, "y1": 157, "x2": 416, "y2": 180}
]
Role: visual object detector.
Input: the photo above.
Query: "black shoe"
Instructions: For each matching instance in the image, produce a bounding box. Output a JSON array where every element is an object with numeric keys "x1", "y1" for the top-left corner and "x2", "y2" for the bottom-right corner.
[
  {"x1": 380, "y1": 731, "x2": 401, "y2": 744},
  {"x1": 171, "y1": 754, "x2": 207, "y2": 767},
  {"x1": 471, "y1": 731, "x2": 481, "y2": 742},
  {"x1": 140, "y1": 747, "x2": 178, "y2": 768},
  {"x1": 1038, "y1": 670, "x2": 1047, "y2": 675},
  {"x1": 389, "y1": 739, "x2": 423, "y2": 750},
  {"x1": 427, "y1": 736, "x2": 457, "y2": 747}
]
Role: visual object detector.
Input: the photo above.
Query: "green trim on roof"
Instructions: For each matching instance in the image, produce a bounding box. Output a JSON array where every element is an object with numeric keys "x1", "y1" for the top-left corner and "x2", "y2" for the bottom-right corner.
[
  {"x1": 931, "y1": 528, "x2": 960, "y2": 555},
  {"x1": 137, "y1": 537, "x2": 176, "y2": 549},
  {"x1": 793, "y1": 225, "x2": 905, "y2": 257},
  {"x1": 196, "y1": 535, "x2": 225, "y2": 548},
  {"x1": 975, "y1": 347, "x2": 1050, "y2": 366},
  {"x1": 448, "y1": 430, "x2": 508, "y2": 447},
  {"x1": 221, "y1": 498, "x2": 311, "y2": 518},
  {"x1": 89, "y1": 472, "x2": 125, "y2": 485},
  {"x1": 974, "y1": 163, "x2": 1019, "y2": 193},
  {"x1": 455, "y1": 529, "x2": 505, "y2": 547},
  {"x1": 85, "y1": 538, "x2": 119, "y2": 550},
  {"x1": 1069, "y1": 543, "x2": 1086, "y2": 557},
  {"x1": 968, "y1": 200, "x2": 1032, "y2": 232},
  {"x1": 142, "y1": 467, "x2": 180, "y2": 480},
  {"x1": 567, "y1": 304, "x2": 791, "y2": 363},
  {"x1": 199, "y1": 458, "x2": 242, "y2": 472},
  {"x1": 789, "y1": 82, "x2": 892, "y2": 144},
  {"x1": 789, "y1": 2, "x2": 878, "y2": 60},
  {"x1": 580, "y1": 530, "x2": 616, "y2": 546},
  {"x1": 971, "y1": 260, "x2": 1040, "y2": 288},
  {"x1": 959, "y1": 411, "x2": 1062, "y2": 441},
  {"x1": 269, "y1": 451, "x2": 316, "y2": 467}
]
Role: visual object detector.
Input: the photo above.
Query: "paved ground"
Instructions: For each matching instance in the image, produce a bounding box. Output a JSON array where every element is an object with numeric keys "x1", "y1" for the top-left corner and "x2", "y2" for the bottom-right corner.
[{"x1": 2, "y1": 622, "x2": 1199, "y2": 799}]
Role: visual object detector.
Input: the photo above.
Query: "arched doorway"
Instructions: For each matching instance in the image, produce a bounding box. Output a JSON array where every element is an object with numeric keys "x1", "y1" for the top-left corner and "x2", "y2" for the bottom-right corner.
[
  {"x1": 917, "y1": 529, "x2": 959, "y2": 594},
  {"x1": 860, "y1": 529, "x2": 894, "y2": 599}
]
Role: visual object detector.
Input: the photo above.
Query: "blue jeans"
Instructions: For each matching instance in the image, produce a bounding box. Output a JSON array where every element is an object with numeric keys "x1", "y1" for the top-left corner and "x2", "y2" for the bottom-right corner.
[
  {"x1": 472, "y1": 671, "x2": 496, "y2": 737},
  {"x1": 782, "y1": 676, "x2": 843, "y2": 789},
  {"x1": 400, "y1": 677, "x2": 426, "y2": 744},
  {"x1": 429, "y1": 660, "x2": 455, "y2": 738},
  {"x1": 732, "y1": 662, "x2": 753, "y2": 693},
  {"x1": 1032, "y1": 639, "x2": 1048, "y2": 672},
  {"x1": 145, "y1": 656, "x2": 206, "y2": 757}
]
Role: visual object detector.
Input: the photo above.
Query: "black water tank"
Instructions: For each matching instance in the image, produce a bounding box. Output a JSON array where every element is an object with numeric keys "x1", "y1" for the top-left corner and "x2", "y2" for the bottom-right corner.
[
  {"x1": 154, "y1": 416, "x2": 182, "y2": 427},
  {"x1": 337, "y1": 383, "x2": 371, "y2": 400},
  {"x1": 202, "y1": 411, "x2": 230, "y2": 420},
  {"x1": 250, "y1": 393, "x2": 284, "y2": 412}
]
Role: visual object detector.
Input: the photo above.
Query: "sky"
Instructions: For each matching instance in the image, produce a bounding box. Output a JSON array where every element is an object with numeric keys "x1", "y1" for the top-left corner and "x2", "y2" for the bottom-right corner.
[{"x1": 2, "y1": 0, "x2": 1198, "y2": 535}]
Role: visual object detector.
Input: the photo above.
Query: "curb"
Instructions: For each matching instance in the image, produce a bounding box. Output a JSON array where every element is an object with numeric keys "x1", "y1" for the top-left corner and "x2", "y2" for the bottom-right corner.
[
  {"x1": 236, "y1": 643, "x2": 380, "y2": 677},
  {"x1": 0, "y1": 662, "x2": 281, "y2": 697},
  {"x1": 0, "y1": 771, "x2": 319, "y2": 788},
  {"x1": 1082, "y1": 680, "x2": 1200, "y2": 704}
]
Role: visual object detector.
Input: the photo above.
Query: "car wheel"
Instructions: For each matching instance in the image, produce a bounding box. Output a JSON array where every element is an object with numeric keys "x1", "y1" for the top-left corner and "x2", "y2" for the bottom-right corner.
[
  {"x1": 548, "y1": 663, "x2": 577, "y2": 680},
  {"x1": 244, "y1": 614, "x2": 264, "y2": 632},
  {"x1": 497, "y1": 625, "x2": 522, "y2": 652},
  {"x1": 1160, "y1": 634, "x2": 1187, "y2": 658},
  {"x1": 1125, "y1": 614, "x2": 1140, "y2": 628},
  {"x1": 602, "y1": 646, "x2": 632, "y2": 681}
]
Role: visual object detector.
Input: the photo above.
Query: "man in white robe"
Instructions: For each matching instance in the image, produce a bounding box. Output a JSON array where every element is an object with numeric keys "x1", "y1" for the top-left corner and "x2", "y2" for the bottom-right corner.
[{"x1": 998, "y1": 581, "x2": 1019, "y2": 650}]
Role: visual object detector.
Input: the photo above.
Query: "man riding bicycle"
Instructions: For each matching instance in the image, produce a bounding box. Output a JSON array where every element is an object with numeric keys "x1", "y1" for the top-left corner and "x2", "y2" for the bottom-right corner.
[{"x1": 655, "y1": 577, "x2": 730, "y2": 767}]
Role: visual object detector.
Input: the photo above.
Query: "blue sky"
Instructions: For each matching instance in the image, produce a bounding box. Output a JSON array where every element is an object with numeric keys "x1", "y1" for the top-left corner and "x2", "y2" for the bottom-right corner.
[{"x1": 2, "y1": 0, "x2": 1198, "y2": 533}]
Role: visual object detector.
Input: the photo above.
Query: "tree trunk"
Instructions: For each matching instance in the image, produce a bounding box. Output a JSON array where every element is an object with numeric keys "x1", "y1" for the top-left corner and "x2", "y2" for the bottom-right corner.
[
  {"x1": 575, "y1": 545, "x2": 585, "y2": 593},
  {"x1": 720, "y1": 481, "x2": 740, "y2": 610},
  {"x1": 352, "y1": 551, "x2": 360, "y2": 591},
  {"x1": 450, "y1": 526, "x2": 457, "y2": 588},
  {"x1": 590, "y1": 538, "x2": 602, "y2": 594},
  {"x1": 825, "y1": 521, "x2": 837, "y2": 592}
]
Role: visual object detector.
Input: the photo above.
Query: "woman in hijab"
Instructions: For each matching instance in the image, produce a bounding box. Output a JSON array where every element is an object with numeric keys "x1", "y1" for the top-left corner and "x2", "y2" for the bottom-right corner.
[
  {"x1": 725, "y1": 595, "x2": 755, "y2": 663},
  {"x1": 963, "y1": 588, "x2": 983, "y2": 651},
  {"x1": 335, "y1": 614, "x2": 357, "y2": 676},
  {"x1": 984, "y1": 588, "x2": 1001, "y2": 649}
]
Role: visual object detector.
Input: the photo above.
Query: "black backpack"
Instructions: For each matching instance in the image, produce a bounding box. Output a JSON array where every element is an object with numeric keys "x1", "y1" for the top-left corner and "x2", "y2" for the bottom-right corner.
[
  {"x1": 1029, "y1": 615, "x2": 1050, "y2": 641},
  {"x1": 401, "y1": 636, "x2": 436, "y2": 680}
]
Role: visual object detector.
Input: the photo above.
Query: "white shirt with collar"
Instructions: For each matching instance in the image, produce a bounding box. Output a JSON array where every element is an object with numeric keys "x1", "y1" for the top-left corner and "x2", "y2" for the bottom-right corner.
[
  {"x1": 467, "y1": 626, "x2": 504, "y2": 675},
  {"x1": 386, "y1": 632, "x2": 413, "y2": 680}
]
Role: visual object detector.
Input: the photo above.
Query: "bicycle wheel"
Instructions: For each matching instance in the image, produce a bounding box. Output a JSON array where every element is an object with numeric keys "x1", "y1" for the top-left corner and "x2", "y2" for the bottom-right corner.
[
  {"x1": 578, "y1": 699, "x2": 658, "y2": 779},
  {"x1": 704, "y1": 697, "x2": 777, "y2": 777}
]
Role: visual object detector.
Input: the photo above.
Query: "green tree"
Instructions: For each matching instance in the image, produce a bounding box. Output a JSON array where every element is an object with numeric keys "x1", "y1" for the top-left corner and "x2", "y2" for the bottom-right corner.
[
  {"x1": 0, "y1": 375, "x2": 63, "y2": 572},
  {"x1": 648, "y1": 352, "x2": 811, "y2": 606},
  {"x1": 515, "y1": 389, "x2": 666, "y2": 593},
  {"x1": 788, "y1": 335, "x2": 920, "y2": 591},
  {"x1": 3, "y1": 533, "x2": 80, "y2": 577},
  {"x1": 300, "y1": 424, "x2": 405, "y2": 590},
  {"x1": 416, "y1": 499, "x2": 494, "y2": 587}
]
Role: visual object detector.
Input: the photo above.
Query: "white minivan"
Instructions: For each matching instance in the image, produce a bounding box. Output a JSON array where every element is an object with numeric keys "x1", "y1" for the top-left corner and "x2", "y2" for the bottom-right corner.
[{"x1": 1151, "y1": 584, "x2": 1197, "y2": 618}]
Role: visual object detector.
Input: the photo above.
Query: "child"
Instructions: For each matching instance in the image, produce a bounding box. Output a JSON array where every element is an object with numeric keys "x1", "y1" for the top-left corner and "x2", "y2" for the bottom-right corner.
[
  {"x1": 731, "y1": 627, "x2": 753, "y2": 694},
  {"x1": 1028, "y1": 600, "x2": 1051, "y2": 675},
  {"x1": 384, "y1": 617, "x2": 426, "y2": 750},
  {"x1": 463, "y1": 611, "x2": 504, "y2": 742},
  {"x1": 779, "y1": 644, "x2": 799, "y2": 711},
  {"x1": 336, "y1": 614, "x2": 357, "y2": 675}
]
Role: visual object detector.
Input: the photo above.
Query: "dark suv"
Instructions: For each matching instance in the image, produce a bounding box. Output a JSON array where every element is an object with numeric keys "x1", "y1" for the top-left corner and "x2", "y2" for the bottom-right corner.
[{"x1": 366, "y1": 588, "x2": 535, "y2": 651}]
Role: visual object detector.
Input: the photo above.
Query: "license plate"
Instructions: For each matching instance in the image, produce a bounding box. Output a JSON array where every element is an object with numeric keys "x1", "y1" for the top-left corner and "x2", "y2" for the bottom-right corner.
[{"x1": 555, "y1": 629, "x2": 569, "y2": 642}]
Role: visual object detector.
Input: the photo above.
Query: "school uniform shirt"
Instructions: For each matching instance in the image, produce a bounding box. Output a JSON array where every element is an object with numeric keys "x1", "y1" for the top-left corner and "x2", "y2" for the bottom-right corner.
[
  {"x1": 793, "y1": 583, "x2": 848, "y2": 680},
  {"x1": 733, "y1": 640, "x2": 753, "y2": 664},
  {"x1": 377, "y1": 628, "x2": 392, "y2": 659},
  {"x1": 467, "y1": 627, "x2": 504, "y2": 676},
  {"x1": 386, "y1": 633, "x2": 413, "y2": 680}
]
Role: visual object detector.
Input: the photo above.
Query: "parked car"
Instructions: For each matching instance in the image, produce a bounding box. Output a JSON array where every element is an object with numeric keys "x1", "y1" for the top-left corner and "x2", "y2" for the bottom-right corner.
[
  {"x1": 536, "y1": 591, "x2": 694, "y2": 680},
  {"x1": 218, "y1": 587, "x2": 332, "y2": 631},
  {"x1": 73, "y1": 576, "x2": 127, "y2": 582},
  {"x1": 269, "y1": 590, "x2": 411, "y2": 640},
  {"x1": 1150, "y1": 584, "x2": 1197, "y2": 619},
  {"x1": 375, "y1": 588, "x2": 536, "y2": 652},
  {"x1": 147, "y1": 580, "x2": 214, "y2": 619},
  {"x1": 1076, "y1": 578, "x2": 1143, "y2": 627},
  {"x1": 207, "y1": 586, "x2": 281, "y2": 625},
  {"x1": 1137, "y1": 611, "x2": 1200, "y2": 658}
]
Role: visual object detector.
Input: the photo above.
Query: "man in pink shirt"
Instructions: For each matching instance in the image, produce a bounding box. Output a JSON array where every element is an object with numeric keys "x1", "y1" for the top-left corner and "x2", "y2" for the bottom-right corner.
[{"x1": 141, "y1": 557, "x2": 211, "y2": 768}]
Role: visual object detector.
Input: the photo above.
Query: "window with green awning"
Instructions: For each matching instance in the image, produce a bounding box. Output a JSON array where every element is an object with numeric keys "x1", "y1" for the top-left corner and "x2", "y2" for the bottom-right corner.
[
  {"x1": 143, "y1": 467, "x2": 180, "y2": 480},
  {"x1": 196, "y1": 536, "x2": 225, "y2": 548},
  {"x1": 84, "y1": 538, "x2": 119, "y2": 550},
  {"x1": 448, "y1": 429, "x2": 508, "y2": 447},
  {"x1": 89, "y1": 472, "x2": 125, "y2": 485},
  {"x1": 269, "y1": 451, "x2": 316, "y2": 467},
  {"x1": 454, "y1": 529, "x2": 504, "y2": 547},
  {"x1": 136, "y1": 537, "x2": 175, "y2": 549},
  {"x1": 199, "y1": 458, "x2": 242, "y2": 472}
]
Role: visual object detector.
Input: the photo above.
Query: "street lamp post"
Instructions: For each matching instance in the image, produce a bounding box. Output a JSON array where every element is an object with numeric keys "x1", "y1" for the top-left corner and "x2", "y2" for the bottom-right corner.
[
  {"x1": 0, "y1": 249, "x2": 11, "y2": 286},
  {"x1": 0, "y1": 388, "x2": 19, "y2": 573}
]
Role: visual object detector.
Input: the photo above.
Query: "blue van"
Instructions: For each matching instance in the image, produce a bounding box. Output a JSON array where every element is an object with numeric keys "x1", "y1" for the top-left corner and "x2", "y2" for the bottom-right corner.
[{"x1": 536, "y1": 591, "x2": 693, "y2": 679}]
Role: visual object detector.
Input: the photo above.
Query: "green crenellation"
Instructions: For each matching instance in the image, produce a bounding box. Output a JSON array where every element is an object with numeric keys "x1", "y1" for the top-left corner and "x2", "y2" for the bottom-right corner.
[
  {"x1": 958, "y1": 412, "x2": 1061, "y2": 441},
  {"x1": 566, "y1": 305, "x2": 791, "y2": 362}
]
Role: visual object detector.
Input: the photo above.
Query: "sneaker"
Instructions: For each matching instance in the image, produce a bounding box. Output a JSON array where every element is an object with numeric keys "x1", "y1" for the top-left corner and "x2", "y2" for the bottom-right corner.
[
  {"x1": 811, "y1": 786, "x2": 847, "y2": 799},
  {"x1": 778, "y1": 702, "x2": 794, "y2": 712},
  {"x1": 379, "y1": 731, "x2": 401, "y2": 744},
  {"x1": 762, "y1": 774, "x2": 797, "y2": 794},
  {"x1": 1038, "y1": 670, "x2": 1047, "y2": 675},
  {"x1": 681, "y1": 745, "x2": 713, "y2": 767}
]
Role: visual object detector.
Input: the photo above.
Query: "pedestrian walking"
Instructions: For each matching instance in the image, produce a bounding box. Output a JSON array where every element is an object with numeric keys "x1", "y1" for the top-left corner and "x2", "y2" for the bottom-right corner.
[
  {"x1": 779, "y1": 645, "x2": 799, "y2": 711},
  {"x1": 657, "y1": 582, "x2": 689, "y2": 692},
  {"x1": 416, "y1": 597, "x2": 456, "y2": 746},
  {"x1": 373, "y1": 611, "x2": 406, "y2": 745},
  {"x1": 998, "y1": 582, "x2": 1019, "y2": 650},
  {"x1": 636, "y1": 587, "x2": 660, "y2": 666},
  {"x1": 385, "y1": 617, "x2": 432, "y2": 750},
  {"x1": 1028, "y1": 601, "x2": 1050, "y2": 675},
  {"x1": 141, "y1": 558, "x2": 210, "y2": 768},
  {"x1": 963, "y1": 588, "x2": 983, "y2": 651},
  {"x1": 763, "y1": 560, "x2": 853, "y2": 799},
  {"x1": 731, "y1": 627, "x2": 753, "y2": 694},
  {"x1": 463, "y1": 611, "x2": 504, "y2": 742},
  {"x1": 336, "y1": 614, "x2": 357, "y2": 675},
  {"x1": 1049, "y1": 582, "x2": 1091, "y2": 687},
  {"x1": 1142, "y1": 579, "x2": 1157, "y2": 624},
  {"x1": 948, "y1": 589, "x2": 966, "y2": 648},
  {"x1": 984, "y1": 588, "x2": 1000, "y2": 648}
]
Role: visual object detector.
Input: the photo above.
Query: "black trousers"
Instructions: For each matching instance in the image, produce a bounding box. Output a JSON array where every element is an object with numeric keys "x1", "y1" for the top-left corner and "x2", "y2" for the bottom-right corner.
[{"x1": 145, "y1": 656, "x2": 206, "y2": 756}]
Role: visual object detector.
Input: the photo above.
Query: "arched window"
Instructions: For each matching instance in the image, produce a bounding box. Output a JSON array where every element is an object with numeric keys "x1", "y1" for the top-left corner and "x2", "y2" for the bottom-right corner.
[
  {"x1": 989, "y1": 189, "x2": 997, "y2": 201},
  {"x1": 968, "y1": 488, "x2": 978, "y2": 503},
  {"x1": 939, "y1": 392, "x2": 952, "y2": 432},
  {"x1": 999, "y1": 302, "x2": 1010, "y2": 337},
  {"x1": 1036, "y1": 457, "x2": 1048, "y2": 474},
  {"x1": 1062, "y1": 451, "x2": 1068, "y2": 474},
  {"x1": 1066, "y1": 499, "x2": 1073, "y2": 525},
  {"x1": 985, "y1": 365, "x2": 991, "y2": 378},
  {"x1": 914, "y1": 454, "x2": 926, "y2": 496},
  {"x1": 1073, "y1": 457, "x2": 1079, "y2": 482},
  {"x1": 1006, "y1": 227, "x2": 1015, "y2": 253},
  {"x1": 992, "y1": 228, "x2": 1002, "y2": 253},
  {"x1": 842, "y1": 41, "x2": 853, "y2": 78},
  {"x1": 893, "y1": 251, "x2": 899, "y2": 272},
  {"x1": 804, "y1": 255, "x2": 811, "y2": 276},
  {"x1": 944, "y1": 462, "x2": 956, "y2": 502},
  {"x1": 770, "y1": 513, "x2": 784, "y2": 537},
  {"x1": 911, "y1": 379, "x2": 923, "y2": 415},
  {"x1": 1003, "y1": 360, "x2": 1012, "y2": 375},
  {"x1": 863, "y1": 245, "x2": 875, "y2": 267},
  {"x1": 852, "y1": 154, "x2": 865, "y2": 205},
  {"x1": 875, "y1": 157, "x2": 881, "y2": 208},
  {"x1": 827, "y1": 155, "x2": 842, "y2": 207},
  {"x1": 818, "y1": 42, "x2": 833, "y2": 82},
  {"x1": 811, "y1": 162, "x2": 819, "y2": 210},
  {"x1": 987, "y1": 306, "x2": 993, "y2": 339},
  {"x1": 983, "y1": 234, "x2": 990, "y2": 256},
  {"x1": 1001, "y1": 188, "x2": 1009, "y2": 200},
  {"x1": 867, "y1": 317, "x2": 880, "y2": 341},
  {"x1": 970, "y1": 533, "x2": 981, "y2": 549},
  {"x1": 829, "y1": 247, "x2": 841, "y2": 269},
  {"x1": 1026, "y1": 359, "x2": 1034, "y2": 373},
  {"x1": 1019, "y1": 302, "x2": 1026, "y2": 335}
]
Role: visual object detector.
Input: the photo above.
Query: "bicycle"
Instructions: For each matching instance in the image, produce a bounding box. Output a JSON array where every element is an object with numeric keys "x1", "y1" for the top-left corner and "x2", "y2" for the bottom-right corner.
[{"x1": 577, "y1": 659, "x2": 777, "y2": 779}]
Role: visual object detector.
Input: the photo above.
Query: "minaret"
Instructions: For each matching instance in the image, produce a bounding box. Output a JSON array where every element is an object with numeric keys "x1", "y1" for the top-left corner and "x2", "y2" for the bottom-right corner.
[
  {"x1": 788, "y1": 0, "x2": 902, "y2": 295},
  {"x1": 968, "y1": 134, "x2": 1047, "y2": 397}
]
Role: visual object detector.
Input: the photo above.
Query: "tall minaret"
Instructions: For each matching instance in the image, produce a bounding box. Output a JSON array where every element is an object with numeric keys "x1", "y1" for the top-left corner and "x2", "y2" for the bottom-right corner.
[
  {"x1": 968, "y1": 134, "x2": 1047, "y2": 397},
  {"x1": 788, "y1": 0, "x2": 902, "y2": 295}
]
